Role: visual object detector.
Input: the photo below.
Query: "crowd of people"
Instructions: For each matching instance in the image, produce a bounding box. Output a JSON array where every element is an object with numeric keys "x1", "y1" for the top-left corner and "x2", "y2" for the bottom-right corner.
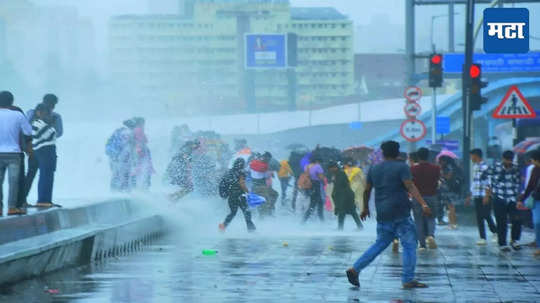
[
  {"x1": 3, "y1": 91, "x2": 540, "y2": 289},
  {"x1": 0, "y1": 91, "x2": 63, "y2": 216}
]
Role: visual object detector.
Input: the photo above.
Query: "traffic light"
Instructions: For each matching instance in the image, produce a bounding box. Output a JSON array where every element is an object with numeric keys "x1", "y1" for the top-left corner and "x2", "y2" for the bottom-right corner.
[
  {"x1": 429, "y1": 53, "x2": 443, "y2": 88},
  {"x1": 469, "y1": 64, "x2": 488, "y2": 111}
]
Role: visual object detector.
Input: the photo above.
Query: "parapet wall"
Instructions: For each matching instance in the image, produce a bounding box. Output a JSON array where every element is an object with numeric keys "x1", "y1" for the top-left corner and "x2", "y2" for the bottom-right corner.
[{"x1": 0, "y1": 200, "x2": 166, "y2": 285}]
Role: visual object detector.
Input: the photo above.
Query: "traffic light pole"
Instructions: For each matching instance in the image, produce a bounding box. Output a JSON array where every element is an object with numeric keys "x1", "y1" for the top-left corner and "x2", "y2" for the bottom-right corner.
[
  {"x1": 462, "y1": 0, "x2": 475, "y2": 193},
  {"x1": 432, "y1": 87, "x2": 437, "y2": 144}
]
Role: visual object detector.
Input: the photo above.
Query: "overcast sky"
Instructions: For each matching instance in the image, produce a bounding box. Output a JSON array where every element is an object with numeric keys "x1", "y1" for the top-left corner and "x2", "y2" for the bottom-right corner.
[{"x1": 32, "y1": 0, "x2": 539, "y2": 53}]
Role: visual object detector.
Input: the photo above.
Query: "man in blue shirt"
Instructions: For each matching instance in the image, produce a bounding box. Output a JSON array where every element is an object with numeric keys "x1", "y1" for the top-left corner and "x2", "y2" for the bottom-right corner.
[
  {"x1": 346, "y1": 141, "x2": 431, "y2": 289},
  {"x1": 24, "y1": 94, "x2": 63, "y2": 203}
]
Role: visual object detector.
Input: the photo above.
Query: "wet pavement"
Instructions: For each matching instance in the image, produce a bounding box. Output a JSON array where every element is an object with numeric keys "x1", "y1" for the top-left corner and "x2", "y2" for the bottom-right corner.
[{"x1": 1, "y1": 216, "x2": 539, "y2": 303}]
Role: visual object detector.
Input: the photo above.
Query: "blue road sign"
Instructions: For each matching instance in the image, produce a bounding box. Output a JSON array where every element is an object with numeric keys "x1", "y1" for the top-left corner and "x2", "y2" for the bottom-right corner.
[
  {"x1": 443, "y1": 52, "x2": 540, "y2": 73},
  {"x1": 484, "y1": 8, "x2": 529, "y2": 54},
  {"x1": 436, "y1": 116, "x2": 451, "y2": 134},
  {"x1": 245, "y1": 34, "x2": 287, "y2": 69},
  {"x1": 349, "y1": 121, "x2": 362, "y2": 130}
]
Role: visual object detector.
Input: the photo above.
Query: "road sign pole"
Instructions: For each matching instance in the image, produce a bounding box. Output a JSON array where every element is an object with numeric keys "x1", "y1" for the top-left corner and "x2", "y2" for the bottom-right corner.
[
  {"x1": 432, "y1": 87, "x2": 437, "y2": 145},
  {"x1": 512, "y1": 118, "x2": 517, "y2": 146}
]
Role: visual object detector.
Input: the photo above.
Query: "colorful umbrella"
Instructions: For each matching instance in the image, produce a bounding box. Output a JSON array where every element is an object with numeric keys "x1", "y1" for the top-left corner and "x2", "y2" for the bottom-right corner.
[
  {"x1": 514, "y1": 138, "x2": 540, "y2": 155},
  {"x1": 436, "y1": 150, "x2": 458, "y2": 162}
]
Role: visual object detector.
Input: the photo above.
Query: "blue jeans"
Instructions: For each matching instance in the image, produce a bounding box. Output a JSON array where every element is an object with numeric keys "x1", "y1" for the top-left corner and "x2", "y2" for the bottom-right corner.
[
  {"x1": 532, "y1": 201, "x2": 540, "y2": 248},
  {"x1": 353, "y1": 216, "x2": 417, "y2": 284},
  {"x1": 34, "y1": 146, "x2": 57, "y2": 203}
]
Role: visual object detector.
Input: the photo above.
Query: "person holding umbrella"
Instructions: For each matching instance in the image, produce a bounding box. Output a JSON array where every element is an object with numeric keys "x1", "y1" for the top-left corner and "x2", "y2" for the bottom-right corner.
[{"x1": 328, "y1": 161, "x2": 362, "y2": 230}]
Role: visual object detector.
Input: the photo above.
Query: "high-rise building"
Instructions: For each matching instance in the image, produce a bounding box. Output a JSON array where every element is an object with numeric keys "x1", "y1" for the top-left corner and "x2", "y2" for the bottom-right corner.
[{"x1": 109, "y1": 0, "x2": 354, "y2": 114}]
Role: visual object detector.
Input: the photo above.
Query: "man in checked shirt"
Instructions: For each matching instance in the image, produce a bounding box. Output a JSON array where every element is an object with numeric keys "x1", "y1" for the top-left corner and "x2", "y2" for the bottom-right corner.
[
  {"x1": 482, "y1": 150, "x2": 522, "y2": 252},
  {"x1": 468, "y1": 149, "x2": 497, "y2": 246}
]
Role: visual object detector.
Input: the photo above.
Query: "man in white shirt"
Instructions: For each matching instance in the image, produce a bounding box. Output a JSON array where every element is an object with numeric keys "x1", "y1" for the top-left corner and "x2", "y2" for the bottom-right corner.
[{"x1": 0, "y1": 91, "x2": 32, "y2": 215}]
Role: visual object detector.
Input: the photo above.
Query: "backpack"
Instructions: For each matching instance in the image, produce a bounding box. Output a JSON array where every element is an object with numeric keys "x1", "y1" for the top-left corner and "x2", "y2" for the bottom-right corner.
[
  {"x1": 297, "y1": 164, "x2": 313, "y2": 190},
  {"x1": 105, "y1": 128, "x2": 128, "y2": 159},
  {"x1": 218, "y1": 172, "x2": 233, "y2": 199}
]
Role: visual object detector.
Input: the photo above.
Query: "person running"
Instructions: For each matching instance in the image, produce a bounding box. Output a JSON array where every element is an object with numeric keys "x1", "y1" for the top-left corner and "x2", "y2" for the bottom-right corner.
[
  {"x1": 468, "y1": 149, "x2": 497, "y2": 245},
  {"x1": 302, "y1": 156, "x2": 326, "y2": 223},
  {"x1": 518, "y1": 149, "x2": 540, "y2": 256},
  {"x1": 328, "y1": 161, "x2": 362, "y2": 230},
  {"x1": 219, "y1": 158, "x2": 256, "y2": 232},
  {"x1": 25, "y1": 94, "x2": 63, "y2": 203},
  {"x1": 0, "y1": 91, "x2": 32, "y2": 215},
  {"x1": 278, "y1": 159, "x2": 293, "y2": 205},
  {"x1": 167, "y1": 140, "x2": 200, "y2": 201},
  {"x1": 346, "y1": 141, "x2": 431, "y2": 289},
  {"x1": 411, "y1": 148, "x2": 440, "y2": 250},
  {"x1": 31, "y1": 103, "x2": 59, "y2": 208},
  {"x1": 483, "y1": 150, "x2": 522, "y2": 252}
]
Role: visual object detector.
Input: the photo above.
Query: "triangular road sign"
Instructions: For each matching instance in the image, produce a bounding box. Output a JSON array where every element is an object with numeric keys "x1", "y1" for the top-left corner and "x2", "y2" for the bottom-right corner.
[{"x1": 492, "y1": 85, "x2": 536, "y2": 119}]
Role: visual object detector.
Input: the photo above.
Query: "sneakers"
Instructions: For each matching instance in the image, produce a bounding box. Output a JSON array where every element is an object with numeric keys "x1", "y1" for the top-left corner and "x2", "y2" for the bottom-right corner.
[
  {"x1": 499, "y1": 246, "x2": 511, "y2": 252},
  {"x1": 402, "y1": 280, "x2": 428, "y2": 289},
  {"x1": 7, "y1": 208, "x2": 26, "y2": 216},
  {"x1": 449, "y1": 224, "x2": 458, "y2": 230},
  {"x1": 476, "y1": 239, "x2": 487, "y2": 246},
  {"x1": 392, "y1": 239, "x2": 399, "y2": 253},
  {"x1": 437, "y1": 219, "x2": 448, "y2": 226},
  {"x1": 418, "y1": 246, "x2": 426, "y2": 252},
  {"x1": 491, "y1": 233, "x2": 498, "y2": 243},
  {"x1": 218, "y1": 223, "x2": 226, "y2": 232},
  {"x1": 510, "y1": 241, "x2": 522, "y2": 251},
  {"x1": 426, "y1": 236, "x2": 437, "y2": 249},
  {"x1": 346, "y1": 268, "x2": 360, "y2": 287}
]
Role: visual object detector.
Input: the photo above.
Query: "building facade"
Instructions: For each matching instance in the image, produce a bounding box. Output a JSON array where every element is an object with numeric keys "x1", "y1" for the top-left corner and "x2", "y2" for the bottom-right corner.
[{"x1": 109, "y1": 0, "x2": 354, "y2": 114}]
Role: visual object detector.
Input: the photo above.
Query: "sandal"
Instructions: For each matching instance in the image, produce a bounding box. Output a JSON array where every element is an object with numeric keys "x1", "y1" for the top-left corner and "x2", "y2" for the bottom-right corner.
[{"x1": 402, "y1": 280, "x2": 428, "y2": 289}]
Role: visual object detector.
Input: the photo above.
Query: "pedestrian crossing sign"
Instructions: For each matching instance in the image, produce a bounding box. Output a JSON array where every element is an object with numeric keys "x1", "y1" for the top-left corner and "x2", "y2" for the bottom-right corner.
[{"x1": 492, "y1": 85, "x2": 536, "y2": 119}]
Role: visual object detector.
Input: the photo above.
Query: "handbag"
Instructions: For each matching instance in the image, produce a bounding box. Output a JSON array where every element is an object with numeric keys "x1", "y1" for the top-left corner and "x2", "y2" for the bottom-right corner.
[
  {"x1": 525, "y1": 195, "x2": 535, "y2": 209},
  {"x1": 524, "y1": 177, "x2": 540, "y2": 209}
]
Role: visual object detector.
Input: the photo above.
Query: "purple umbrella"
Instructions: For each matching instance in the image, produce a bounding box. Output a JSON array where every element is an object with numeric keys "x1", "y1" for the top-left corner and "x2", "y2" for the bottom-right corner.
[{"x1": 300, "y1": 152, "x2": 312, "y2": 171}]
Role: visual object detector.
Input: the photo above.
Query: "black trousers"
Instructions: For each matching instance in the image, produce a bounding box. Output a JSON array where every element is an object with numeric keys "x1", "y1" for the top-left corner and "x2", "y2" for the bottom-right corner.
[
  {"x1": 303, "y1": 181, "x2": 323, "y2": 222},
  {"x1": 24, "y1": 154, "x2": 39, "y2": 201},
  {"x1": 16, "y1": 153, "x2": 26, "y2": 207},
  {"x1": 223, "y1": 195, "x2": 256, "y2": 231},
  {"x1": 291, "y1": 176, "x2": 299, "y2": 211},
  {"x1": 338, "y1": 211, "x2": 362, "y2": 230},
  {"x1": 493, "y1": 198, "x2": 522, "y2": 246},
  {"x1": 474, "y1": 197, "x2": 497, "y2": 239}
]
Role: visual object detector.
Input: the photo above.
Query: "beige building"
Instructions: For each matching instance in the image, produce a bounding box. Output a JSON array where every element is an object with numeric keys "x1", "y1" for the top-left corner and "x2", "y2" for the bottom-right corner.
[{"x1": 109, "y1": 0, "x2": 354, "y2": 114}]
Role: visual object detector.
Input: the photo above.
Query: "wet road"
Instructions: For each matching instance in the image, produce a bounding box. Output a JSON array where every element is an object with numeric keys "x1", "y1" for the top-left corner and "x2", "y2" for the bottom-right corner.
[{"x1": 1, "y1": 216, "x2": 539, "y2": 303}]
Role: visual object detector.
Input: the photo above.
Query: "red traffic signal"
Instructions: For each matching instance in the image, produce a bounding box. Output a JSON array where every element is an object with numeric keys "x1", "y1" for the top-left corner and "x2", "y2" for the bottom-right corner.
[
  {"x1": 429, "y1": 53, "x2": 443, "y2": 88},
  {"x1": 469, "y1": 64, "x2": 481, "y2": 78}
]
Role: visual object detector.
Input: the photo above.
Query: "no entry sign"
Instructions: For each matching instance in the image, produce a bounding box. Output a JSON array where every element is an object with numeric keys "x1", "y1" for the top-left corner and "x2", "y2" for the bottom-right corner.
[
  {"x1": 404, "y1": 102, "x2": 422, "y2": 118},
  {"x1": 400, "y1": 119, "x2": 427, "y2": 142},
  {"x1": 404, "y1": 86, "x2": 423, "y2": 102}
]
